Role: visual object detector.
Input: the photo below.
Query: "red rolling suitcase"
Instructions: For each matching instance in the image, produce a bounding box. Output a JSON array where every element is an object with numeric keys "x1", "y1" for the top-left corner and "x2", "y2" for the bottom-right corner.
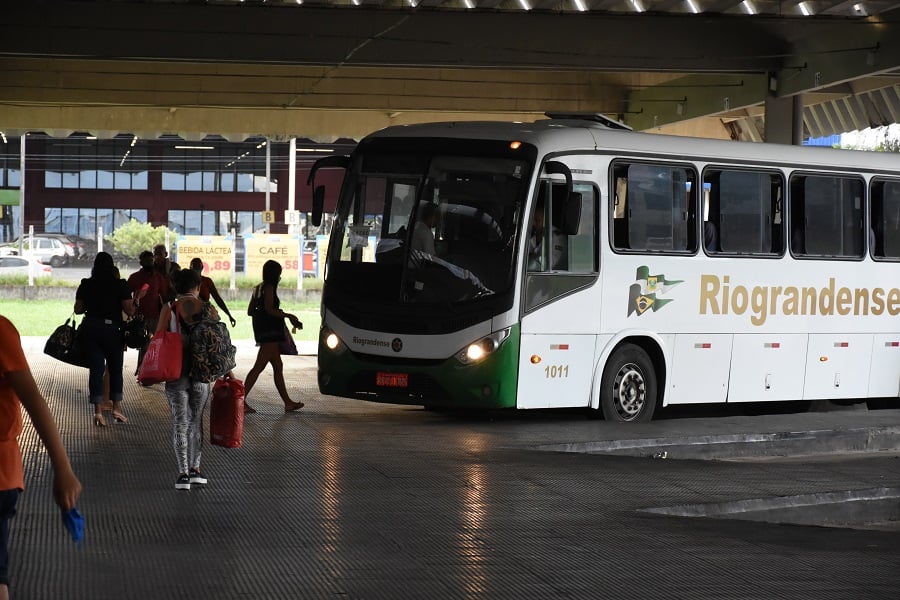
[{"x1": 210, "y1": 377, "x2": 245, "y2": 448}]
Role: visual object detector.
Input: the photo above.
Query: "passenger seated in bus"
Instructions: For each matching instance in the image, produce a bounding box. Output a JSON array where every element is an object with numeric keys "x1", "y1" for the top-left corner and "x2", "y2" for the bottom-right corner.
[
  {"x1": 410, "y1": 203, "x2": 439, "y2": 255},
  {"x1": 791, "y1": 226, "x2": 805, "y2": 255},
  {"x1": 703, "y1": 221, "x2": 719, "y2": 252}
]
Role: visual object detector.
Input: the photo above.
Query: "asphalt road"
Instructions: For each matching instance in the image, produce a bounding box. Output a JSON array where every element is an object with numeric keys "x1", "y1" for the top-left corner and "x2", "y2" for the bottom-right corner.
[{"x1": 51, "y1": 264, "x2": 92, "y2": 281}]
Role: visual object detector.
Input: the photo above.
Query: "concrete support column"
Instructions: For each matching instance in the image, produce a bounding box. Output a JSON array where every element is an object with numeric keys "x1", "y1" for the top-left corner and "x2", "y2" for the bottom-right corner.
[{"x1": 764, "y1": 95, "x2": 804, "y2": 145}]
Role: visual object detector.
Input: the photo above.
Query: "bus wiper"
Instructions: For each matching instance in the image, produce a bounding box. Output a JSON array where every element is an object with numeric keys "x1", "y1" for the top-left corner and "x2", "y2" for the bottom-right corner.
[{"x1": 408, "y1": 249, "x2": 494, "y2": 294}]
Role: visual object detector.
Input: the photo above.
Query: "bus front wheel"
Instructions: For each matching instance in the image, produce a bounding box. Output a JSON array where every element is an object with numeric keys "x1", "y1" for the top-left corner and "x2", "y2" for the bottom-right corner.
[{"x1": 599, "y1": 345, "x2": 658, "y2": 423}]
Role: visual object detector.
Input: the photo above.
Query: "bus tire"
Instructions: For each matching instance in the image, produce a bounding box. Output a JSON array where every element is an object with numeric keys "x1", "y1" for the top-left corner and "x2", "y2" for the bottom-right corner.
[{"x1": 599, "y1": 344, "x2": 657, "y2": 423}]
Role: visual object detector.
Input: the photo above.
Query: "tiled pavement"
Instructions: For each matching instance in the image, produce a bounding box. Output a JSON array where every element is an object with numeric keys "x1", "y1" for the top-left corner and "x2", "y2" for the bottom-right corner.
[{"x1": 10, "y1": 338, "x2": 900, "y2": 599}]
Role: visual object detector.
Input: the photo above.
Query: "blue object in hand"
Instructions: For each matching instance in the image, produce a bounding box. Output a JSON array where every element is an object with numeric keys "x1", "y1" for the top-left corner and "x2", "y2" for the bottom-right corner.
[{"x1": 61, "y1": 507, "x2": 84, "y2": 546}]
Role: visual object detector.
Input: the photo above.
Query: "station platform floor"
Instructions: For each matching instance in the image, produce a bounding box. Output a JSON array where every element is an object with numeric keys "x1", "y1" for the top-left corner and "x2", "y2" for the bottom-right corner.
[{"x1": 10, "y1": 337, "x2": 900, "y2": 599}]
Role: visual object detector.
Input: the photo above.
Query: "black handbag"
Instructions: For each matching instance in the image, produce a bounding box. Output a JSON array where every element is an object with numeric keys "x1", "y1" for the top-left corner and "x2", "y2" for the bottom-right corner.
[
  {"x1": 44, "y1": 314, "x2": 90, "y2": 368},
  {"x1": 250, "y1": 286, "x2": 285, "y2": 344},
  {"x1": 279, "y1": 325, "x2": 298, "y2": 355},
  {"x1": 123, "y1": 314, "x2": 150, "y2": 349}
]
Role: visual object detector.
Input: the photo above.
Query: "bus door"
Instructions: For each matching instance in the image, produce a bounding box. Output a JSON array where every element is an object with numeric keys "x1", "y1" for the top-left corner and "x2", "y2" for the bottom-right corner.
[{"x1": 517, "y1": 179, "x2": 600, "y2": 409}]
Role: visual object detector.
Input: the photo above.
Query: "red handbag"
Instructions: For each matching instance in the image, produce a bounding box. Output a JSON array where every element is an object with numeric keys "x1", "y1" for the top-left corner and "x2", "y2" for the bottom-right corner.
[
  {"x1": 210, "y1": 377, "x2": 245, "y2": 448},
  {"x1": 137, "y1": 308, "x2": 183, "y2": 385}
]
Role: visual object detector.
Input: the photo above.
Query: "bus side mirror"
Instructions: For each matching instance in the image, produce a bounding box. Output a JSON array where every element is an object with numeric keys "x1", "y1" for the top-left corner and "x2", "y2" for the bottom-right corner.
[
  {"x1": 563, "y1": 192, "x2": 582, "y2": 235},
  {"x1": 544, "y1": 160, "x2": 573, "y2": 195},
  {"x1": 312, "y1": 186, "x2": 326, "y2": 227}
]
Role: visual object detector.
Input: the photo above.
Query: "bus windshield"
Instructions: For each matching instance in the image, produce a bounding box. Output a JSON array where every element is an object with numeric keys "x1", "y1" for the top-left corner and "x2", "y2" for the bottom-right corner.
[{"x1": 326, "y1": 139, "x2": 534, "y2": 306}]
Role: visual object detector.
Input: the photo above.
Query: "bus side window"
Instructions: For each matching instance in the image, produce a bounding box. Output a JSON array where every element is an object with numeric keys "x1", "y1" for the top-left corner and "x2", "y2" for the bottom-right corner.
[
  {"x1": 566, "y1": 185, "x2": 598, "y2": 273},
  {"x1": 622, "y1": 163, "x2": 694, "y2": 252},
  {"x1": 792, "y1": 174, "x2": 864, "y2": 258},
  {"x1": 721, "y1": 171, "x2": 773, "y2": 254},
  {"x1": 872, "y1": 179, "x2": 900, "y2": 259}
]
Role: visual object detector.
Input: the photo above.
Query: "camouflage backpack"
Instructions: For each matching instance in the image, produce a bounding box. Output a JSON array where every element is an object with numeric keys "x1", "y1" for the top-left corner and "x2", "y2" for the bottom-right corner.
[{"x1": 188, "y1": 316, "x2": 236, "y2": 383}]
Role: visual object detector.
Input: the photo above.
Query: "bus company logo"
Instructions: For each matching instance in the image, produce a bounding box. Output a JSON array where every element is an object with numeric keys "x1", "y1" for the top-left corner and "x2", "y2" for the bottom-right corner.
[
  {"x1": 627, "y1": 265, "x2": 683, "y2": 317},
  {"x1": 351, "y1": 336, "x2": 390, "y2": 349},
  {"x1": 391, "y1": 338, "x2": 403, "y2": 352}
]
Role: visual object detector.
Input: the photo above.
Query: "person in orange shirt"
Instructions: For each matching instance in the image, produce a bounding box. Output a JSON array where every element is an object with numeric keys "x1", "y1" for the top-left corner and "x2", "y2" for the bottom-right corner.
[
  {"x1": 128, "y1": 250, "x2": 169, "y2": 375},
  {"x1": 0, "y1": 315, "x2": 82, "y2": 599},
  {"x1": 189, "y1": 258, "x2": 236, "y2": 327}
]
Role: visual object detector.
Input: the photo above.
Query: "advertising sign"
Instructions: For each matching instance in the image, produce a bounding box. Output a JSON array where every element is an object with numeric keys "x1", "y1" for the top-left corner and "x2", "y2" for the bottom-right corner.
[
  {"x1": 243, "y1": 233, "x2": 301, "y2": 281},
  {"x1": 176, "y1": 235, "x2": 234, "y2": 276}
]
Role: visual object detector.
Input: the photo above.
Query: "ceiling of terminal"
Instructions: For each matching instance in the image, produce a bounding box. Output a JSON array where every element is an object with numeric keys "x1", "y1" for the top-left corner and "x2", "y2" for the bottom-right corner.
[{"x1": 2, "y1": 0, "x2": 900, "y2": 143}]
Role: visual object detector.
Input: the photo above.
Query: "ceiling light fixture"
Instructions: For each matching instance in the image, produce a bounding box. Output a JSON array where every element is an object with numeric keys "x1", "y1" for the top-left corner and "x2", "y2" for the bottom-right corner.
[
  {"x1": 518, "y1": 0, "x2": 531, "y2": 10},
  {"x1": 686, "y1": 0, "x2": 699, "y2": 13},
  {"x1": 175, "y1": 145, "x2": 214, "y2": 150},
  {"x1": 573, "y1": 0, "x2": 587, "y2": 11},
  {"x1": 798, "y1": 1, "x2": 811, "y2": 15},
  {"x1": 464, "y1": 0, "x2": 474, "y2": 7},
  {"x1": 629, "y1": 0, "x2": 644, "y2": 12},
  {"x1": 0, "y1": 132, "x2": 6, "y2": 144},
  {"x1": 742, "y1": 0, "x2": 755, "y2": 14}
]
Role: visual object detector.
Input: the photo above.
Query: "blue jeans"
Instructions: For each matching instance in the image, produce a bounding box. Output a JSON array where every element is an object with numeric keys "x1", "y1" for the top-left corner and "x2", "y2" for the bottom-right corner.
[
  {"x1": 80, "y1": 318, "x2": 125, "y2": 404},
  {"x1": 0, "y1": 488, "x2": 20, "y2": 586}
]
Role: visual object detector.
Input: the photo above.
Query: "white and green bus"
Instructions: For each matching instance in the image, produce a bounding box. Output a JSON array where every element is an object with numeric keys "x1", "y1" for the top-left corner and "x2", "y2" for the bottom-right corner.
[{"x1": 307, "y1": 113, "x2": 900, "y2": 422}]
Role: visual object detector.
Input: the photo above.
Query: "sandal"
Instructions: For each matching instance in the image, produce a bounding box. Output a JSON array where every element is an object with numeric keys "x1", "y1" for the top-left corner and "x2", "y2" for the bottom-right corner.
[
  {"x1": 93, "y1": 414, "x2": 107, "y2": 427},
  {"x1": 284, "y1": 401, "x2": 304, "y2": 413},
  {"x1": 112, "y1": 411, "x2": 128, "y2": 423},
  {"x1": 243, "y1": 403, "x2": 257, "y2": 414}
]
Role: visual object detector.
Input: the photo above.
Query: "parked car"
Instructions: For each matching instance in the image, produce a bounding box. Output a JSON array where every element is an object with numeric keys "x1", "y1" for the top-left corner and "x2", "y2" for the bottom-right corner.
[
  {"x1": 67, "y1": 235, "x2": 98, "y2": 261},
  {"x1": 40, "y1": 233, "x2": 82, "y2": 263},
  {"x1": 0, "y1": 234, "x2": 73, "y2": 266},
  {"x1": 0, "y1": 255, "x2": 53, "y2": 277}
]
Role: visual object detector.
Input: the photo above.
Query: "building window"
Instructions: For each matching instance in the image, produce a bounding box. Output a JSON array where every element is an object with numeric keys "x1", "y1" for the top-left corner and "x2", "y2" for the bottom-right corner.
[
  {"x1": 43, "y1": 136, "x2": 149, "y2": 191},
  {"x1": 44, "y1": 207, "x2": 148, "y2": 239},
  {"x1": 168, "y1": 209, "x2": 266, "y2": 236}
]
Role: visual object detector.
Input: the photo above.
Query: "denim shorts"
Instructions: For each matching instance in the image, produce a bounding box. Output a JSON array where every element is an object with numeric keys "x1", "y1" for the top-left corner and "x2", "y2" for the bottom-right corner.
[{"x1": 0, "y1": 488, "x2": 20, "y2": 586}]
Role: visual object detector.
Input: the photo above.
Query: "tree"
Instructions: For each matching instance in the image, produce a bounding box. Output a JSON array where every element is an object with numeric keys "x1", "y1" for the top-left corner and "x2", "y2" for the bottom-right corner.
[
  {"x1": 877, "y1": 137, "x2": 900, "y2": 153},
  {"x1": 105, "y1": 219, "x2": 179, "y2": 259}
]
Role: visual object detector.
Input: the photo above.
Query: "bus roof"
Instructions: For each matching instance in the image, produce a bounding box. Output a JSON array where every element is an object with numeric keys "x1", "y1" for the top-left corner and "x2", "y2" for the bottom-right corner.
[{"x1": 366, "y1": 115, "x2": 900, "y2": 174}]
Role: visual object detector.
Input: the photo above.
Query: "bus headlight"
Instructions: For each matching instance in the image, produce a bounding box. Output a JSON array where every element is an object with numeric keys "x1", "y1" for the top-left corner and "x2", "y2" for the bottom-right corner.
[
  {"x1": 455, "y1": 329, "x2": 510, "y2": 365},
  {"x1": 321, "y1": 326, "x2": 344, "y2": 353}
]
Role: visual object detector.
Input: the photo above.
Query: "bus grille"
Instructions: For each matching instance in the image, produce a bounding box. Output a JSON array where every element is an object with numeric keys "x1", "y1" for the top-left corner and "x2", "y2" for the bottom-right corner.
[{"x1": 354, "y1": 352, "x2": 444, "y2": 367}]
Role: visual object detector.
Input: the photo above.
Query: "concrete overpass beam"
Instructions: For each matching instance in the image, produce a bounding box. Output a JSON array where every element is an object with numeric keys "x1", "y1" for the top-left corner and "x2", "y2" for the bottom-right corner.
[{"x1": 764, "y1": 95, "x2": 803, "y2": 145}]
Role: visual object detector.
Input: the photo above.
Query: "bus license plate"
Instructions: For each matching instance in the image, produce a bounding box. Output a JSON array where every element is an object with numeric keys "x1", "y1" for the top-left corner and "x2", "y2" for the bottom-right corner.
[{"x1": 376, "y1": 372, "x2": 408, "y2": 388}]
